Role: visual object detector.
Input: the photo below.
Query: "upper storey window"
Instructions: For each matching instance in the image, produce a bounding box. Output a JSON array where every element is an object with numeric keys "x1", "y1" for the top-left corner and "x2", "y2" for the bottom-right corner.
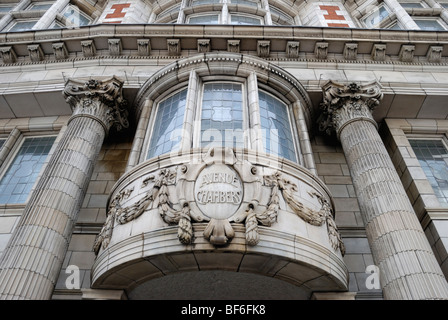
[
  {"x1": 145, "y1": 76, "x2": 301, "y2": 164},
  {"x1": 362, "y1": 5, "x2": 391, "y2": 28},
  {"x1": 409, "y1": 139, "x2": 448, "y2": 207},
  {"x1": 0, "y1": 136, "x2": 55, "y2": 204}
]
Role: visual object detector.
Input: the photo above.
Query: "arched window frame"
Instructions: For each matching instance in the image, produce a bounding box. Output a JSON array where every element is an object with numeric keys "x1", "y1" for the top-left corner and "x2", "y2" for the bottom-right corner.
[{"x1": 133, "y1": 53, "x2": 315, "y2": 173}]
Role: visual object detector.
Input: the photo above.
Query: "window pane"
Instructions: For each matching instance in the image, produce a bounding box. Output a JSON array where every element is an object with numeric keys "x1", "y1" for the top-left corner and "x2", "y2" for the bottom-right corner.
[
  {"x1": 230, "y1": 0, "x2": 258, "y2": 7},
  {"x1": 0, "y1": 136, "x2": 55, "y2": 204},
  {"x1": 0, "y1": 5, "x2": 14, "y2": 12},
  {"x1": 191, "y1": 0, "x2": 220, "y2": 6},
  {"x1": 201, "y1": 83, "x2": 244, "y2": 149},
  {"x1": 0, "y1": 139, "x2": 5, "y2": 149},
  {"x1": 400, "y1": 2, "x2": 424, "y2": 8},
  {"x1": 231, "y1": 14, "x2": 261, "y2": 25},
  {"x1": 27, "y1": 2, "x2": 54, "y2": 10},
  {"x1": 363, "y1": 6, "x2": 389, "y2": 28},
  {"x1": 8, "y1": 21, "x2": 37, "y2": 32},
  {"x1": 188, "y1": 14, "x2": 219, "y2": 24},
  {"x1": 414, "y1": 19, "x2": 445, "y2": 30},
  {"x1": 64, "y1": 6, "x2": 91, "y2": 26},
  {"x1": 409, "y1": 139, "x2": 448, "y2": 207},
  {"x1": 259, "y1": 91, "x2": 296, "y2": 162},
  {"x1": 147, "y1": 89, "x2": 187, "y2": 159}
]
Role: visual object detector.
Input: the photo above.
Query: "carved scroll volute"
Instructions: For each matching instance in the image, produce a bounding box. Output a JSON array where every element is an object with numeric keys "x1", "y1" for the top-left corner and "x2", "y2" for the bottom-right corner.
[
  {"x1": 318, "y1": 80, "x2": 383, "y2": 138},
  {"x1": 63, "y1": 76, "x2": 129, "y2": 133}
]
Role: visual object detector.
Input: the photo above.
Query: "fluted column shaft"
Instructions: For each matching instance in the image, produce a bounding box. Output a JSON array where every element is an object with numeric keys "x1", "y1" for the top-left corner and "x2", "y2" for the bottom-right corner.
[
  {"x1": 320, "y1": 81, "x2": 448, "y2": 300},
  {"x1": 0, "y1": 77, "x2": 128, "y2": 300}
]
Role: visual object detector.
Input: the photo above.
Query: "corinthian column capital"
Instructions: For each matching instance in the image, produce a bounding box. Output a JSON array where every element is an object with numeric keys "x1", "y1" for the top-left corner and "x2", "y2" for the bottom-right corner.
[
  {"x1": 63, "y1": 76, "x2": 129, "y2": 133},
  {"x1": 318, "y1": 80, "x2": 383, "y2": 138}
]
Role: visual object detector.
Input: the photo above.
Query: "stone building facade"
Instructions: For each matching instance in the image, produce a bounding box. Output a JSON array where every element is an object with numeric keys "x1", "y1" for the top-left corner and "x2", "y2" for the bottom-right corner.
[{"x1": 0, "y1": 0, "x2": 447, "y2": 301}]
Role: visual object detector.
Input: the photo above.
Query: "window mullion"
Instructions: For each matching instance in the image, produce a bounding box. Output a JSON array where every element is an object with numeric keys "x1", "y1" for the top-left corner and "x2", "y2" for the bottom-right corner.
[
  {"x1": 247, "y1": 72, "x2": 263, "y2": 153},
  {"x1": 182, "y1": 70, "x2": 200, "y2": 152}
]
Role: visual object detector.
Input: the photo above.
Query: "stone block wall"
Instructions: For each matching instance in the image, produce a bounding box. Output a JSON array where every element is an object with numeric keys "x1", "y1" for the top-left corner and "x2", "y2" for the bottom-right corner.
[{"x1": 311, "y1": 133, "x2": 383, "y2": 299}]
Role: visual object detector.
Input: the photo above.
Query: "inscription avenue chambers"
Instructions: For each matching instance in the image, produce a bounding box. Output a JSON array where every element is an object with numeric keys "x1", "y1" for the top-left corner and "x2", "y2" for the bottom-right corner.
[{"x1": 195, "y1": 164, "x2": 243, "y2": 220}]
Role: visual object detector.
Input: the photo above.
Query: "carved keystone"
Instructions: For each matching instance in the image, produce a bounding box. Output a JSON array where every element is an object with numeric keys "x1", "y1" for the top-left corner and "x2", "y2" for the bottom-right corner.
[
  {"x1": 399, "y1": 44, "x2": 415, "y2": 62},
  {"x1": 108, "y1": 38, "x2": 122, "y2": 56},
  {"x1": 81, "y1": 40, "x2": 96, "y2": 57},
  {"x1": 52, "y1": 42, "x2": 68, "y2": 60},
  {"x1": 427, "y1": 46, "x2": 443, "y2": 63},
  {"x1": 28, "y1": 44, "x2": 44, "y2": 62},
  {"x1": 257, "y1": 40, "x2": 270, "y2": 58},
  {"x1": 197, "y1": 39, "x2": 211, "y2": 53},
  {"x1": 0, "y1": 46, "x2": 17, "y2": 64},
  {"x1": 371, "y1": 43, "x2": 387, "y2": 61},
  {"x1": 315, "y1": 42, "x2": 328, "y2": 60},
  {"x1": 286, "y1": 41, "x2": 300, "y2": 58},
  {"x1": 167, "y1": 39, "x2": 180, "y2": 56},
  {"x1": 343, "y1": 43, "x2": 358, "y2": 60},
  {"x1": 227, "y1": 40, "x2": 240, "y2": 53}
]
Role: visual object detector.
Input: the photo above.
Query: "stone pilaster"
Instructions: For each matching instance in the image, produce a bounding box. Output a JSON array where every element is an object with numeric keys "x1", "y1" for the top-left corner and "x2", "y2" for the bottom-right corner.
[
  {"x1": 0, "y1": 77, "x2": 128, "y2": 300},
  {"x1": 319, "y1": 80, "x2": 448, "y2": 300}
]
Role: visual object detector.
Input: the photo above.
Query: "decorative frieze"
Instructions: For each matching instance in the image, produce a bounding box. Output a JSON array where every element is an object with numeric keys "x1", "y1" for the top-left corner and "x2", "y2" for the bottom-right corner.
[
  {"x1": 94, "y1": 147, "x2": 345, "y2": 254},
  {"x1": 197, "y1": 39, "x2": 211, "y2": 53},
  {"x1": 315, "y1": 42, "x2": 328, "y2": 60},
  {"x1": 52, "y1": 42, "x2": 68, "y2": 60},
  {"x1": 257, "y1": 40, "x2": 270, "y2": 58},
  {"x1": 427, "y1": 45, "x2": 443, "y2": 63},
  {"x1": 167, "y1": 39, "x2": 180, "y2": 56},
  {"x1": 81, "y1": 40, "x2": 96, "y2": 57},
  {"x1": 227, "y1": 39, "x2": 240, "y2": 53},
  {"x1": 371, "y1": 43, "x2": 387, "y2": 61},
  {"x1": 27, "y1": 44, "x2": 44, "y2": 62},
  {"x1": 399, "y1": 44, "x2": 415, "y2": 62},
  {"x1": 108, "y1": 38, "x2": 122, "y2": 56},
  {"x1": 343, "y1": 43, "x2": 358, "y2": 60},
  {"x1": 286, "y1": 41, "x2": 300, "y2": 58},
  {"x1": 0, "y1": 46, "x2": 17, "y2": 64}
]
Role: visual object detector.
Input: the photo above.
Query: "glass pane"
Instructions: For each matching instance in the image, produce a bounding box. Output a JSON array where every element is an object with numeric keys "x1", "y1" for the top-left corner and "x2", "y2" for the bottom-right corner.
[
  {"x1": 414, "y1": 19, "x2": 445, "y2": 30},
  {"x1": 230, "y1": 14, "x2": 261, "y2": 25},
  {"x1": 230, "y1": 0, "x2": 258, "y2": 7},
  {"x1": 400, "y1": 2, "x2": 424, "y2": 8},
  {"x1": 64, "y1": 6, "x2": 91, "y2": 26},
  {"x1": 147, "y1": 89, "x2": 187, "y2": 159},
  {"x1": 259, "y1": 91, "x2": 297, "y2": 162},
  {"x1": 0, "y1": 5, "x2": 14, "y2": 12},
  {"x1": 363, "y1": 6, "x2": 390, "y2": 28},
  {"x1": 409, "y1": 139, "x2": 448, "y2": 207},
  {"x1": 27, "y1": 2, "x2": 54, "y2": 10},
  {"x1": 201, "y1": 83, "x2": 244, "y2": 149},
  {"x1": 188, "y1": 14, "x2": 219, "y2": 24},
  {"x1": 0, "y1": 136, "x2": 55, "y2": 204},
  {"x1": 0, "y1": 139, "x2": 5, "y2": 149},
  {"x1": 8, "y1": 21, "x2": 37, "y2": 31},
  {"x1": 191, "y1": 0, "x2": 220, "y2": 6}
]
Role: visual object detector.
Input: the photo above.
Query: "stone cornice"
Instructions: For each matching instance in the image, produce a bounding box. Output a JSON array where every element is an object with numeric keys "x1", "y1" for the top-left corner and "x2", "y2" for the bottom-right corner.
[{"x1": 0, "y1": 24, "x2": 448, "y2": 65}]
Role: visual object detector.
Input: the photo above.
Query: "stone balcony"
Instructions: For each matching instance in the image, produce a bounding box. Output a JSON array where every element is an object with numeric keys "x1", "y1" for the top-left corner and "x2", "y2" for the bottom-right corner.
[{"x1": 91, "y1": 147, "x2": 348, "y2": 298}]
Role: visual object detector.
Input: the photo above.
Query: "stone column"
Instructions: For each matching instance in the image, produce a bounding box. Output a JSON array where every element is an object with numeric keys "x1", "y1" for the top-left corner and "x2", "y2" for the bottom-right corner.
[
  {"x1": 319, "y1": 80, "x2": 448, "y2": 300},
  {"x1": 0, "y1": 77, "x2": 128, "y2": 300}
]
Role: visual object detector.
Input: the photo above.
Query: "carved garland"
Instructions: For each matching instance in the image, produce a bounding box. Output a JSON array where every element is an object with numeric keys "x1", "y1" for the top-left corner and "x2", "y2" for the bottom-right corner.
[{"x1": 94, "y1": 168, "x2": 345, "y2": 256}]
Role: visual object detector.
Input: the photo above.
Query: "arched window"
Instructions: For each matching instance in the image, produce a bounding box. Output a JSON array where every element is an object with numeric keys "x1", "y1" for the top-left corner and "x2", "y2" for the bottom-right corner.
[
  {"x1": 136, "y1": 53, "x2": 314, "y2": 170},
  {"x1": 146, "y1": 89, "x2": 187, "y2": 159}
]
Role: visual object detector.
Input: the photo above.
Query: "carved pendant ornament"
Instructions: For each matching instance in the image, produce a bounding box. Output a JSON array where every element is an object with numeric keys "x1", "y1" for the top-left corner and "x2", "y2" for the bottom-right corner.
[{"x1": 93, "y1": 148, "x2": 345, "y2": 256}]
